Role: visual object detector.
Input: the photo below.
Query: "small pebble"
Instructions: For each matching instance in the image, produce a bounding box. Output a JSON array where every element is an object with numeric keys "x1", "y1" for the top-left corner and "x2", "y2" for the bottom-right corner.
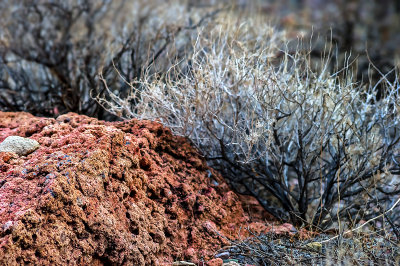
[
  {"x1": 207, "y1": 258, "x2": 223, "y2": 266},
  {"x1": 222, "y1": 261, "x2": 240, "y2": 266},
  {"x1": 0, "y1": 136, "x2": 40, "y2": 156},
  {"x1": 215, "y1": 251, "x2": 230, "y2": 259},
  {"x1": 172, "y1": 261, "x2": 196, "y2": 266}
]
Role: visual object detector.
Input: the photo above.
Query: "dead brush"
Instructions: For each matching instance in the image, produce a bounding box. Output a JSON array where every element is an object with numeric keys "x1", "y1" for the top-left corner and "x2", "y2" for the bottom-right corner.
[{"x1": 96, "y1": 9, "x2": 400, "y2": 231}]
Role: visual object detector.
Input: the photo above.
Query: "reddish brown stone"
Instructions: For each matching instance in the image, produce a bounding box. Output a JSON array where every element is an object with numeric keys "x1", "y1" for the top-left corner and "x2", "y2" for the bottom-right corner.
[
  {"x1": 207, "y1": 258, "x2": 223, "y2": 266},
  {"x1": 0, "y1": 111, "x2": 274, "y2": 265}
]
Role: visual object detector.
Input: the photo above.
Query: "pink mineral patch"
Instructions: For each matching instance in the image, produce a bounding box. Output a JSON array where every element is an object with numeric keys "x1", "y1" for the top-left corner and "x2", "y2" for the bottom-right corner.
[{"x1": 0, "y1": 111, "x2": 276, "y2": 265}]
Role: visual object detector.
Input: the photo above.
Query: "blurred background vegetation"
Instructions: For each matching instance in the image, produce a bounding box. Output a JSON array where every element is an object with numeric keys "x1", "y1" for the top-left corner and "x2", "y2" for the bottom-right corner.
[{"x1": 1, "y1": 0, "x2": 399, "y2": 119}]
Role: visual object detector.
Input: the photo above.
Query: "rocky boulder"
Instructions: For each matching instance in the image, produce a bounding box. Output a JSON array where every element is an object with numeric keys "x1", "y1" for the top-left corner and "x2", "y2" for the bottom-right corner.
[{"x1": 0, "y1": 111, "x2": 273, "y2": 265}]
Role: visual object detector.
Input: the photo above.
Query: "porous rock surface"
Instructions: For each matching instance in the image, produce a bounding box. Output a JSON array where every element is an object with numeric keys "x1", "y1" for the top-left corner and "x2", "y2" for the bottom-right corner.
[{"x1": 0, "y1": 111, "x2": 274, "y2": 265}]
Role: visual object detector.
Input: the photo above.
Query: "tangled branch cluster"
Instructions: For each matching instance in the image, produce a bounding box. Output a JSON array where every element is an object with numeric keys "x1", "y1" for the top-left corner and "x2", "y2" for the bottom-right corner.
[{"x1": 98, "y1": 12, "x2": 400, "y2": 229}]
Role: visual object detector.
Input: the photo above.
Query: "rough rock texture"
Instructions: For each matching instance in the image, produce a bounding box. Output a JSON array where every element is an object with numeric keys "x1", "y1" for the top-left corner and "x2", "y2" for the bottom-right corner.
[
  {"x1": 0, "y1": 136, "x2": 40, "y2": 156},
  {"x1": 207, "y1": 258, "x2": 223, "y2": 266},
  {"x1": 0, "y1": 111, "x2": 274, "y2": 265}
]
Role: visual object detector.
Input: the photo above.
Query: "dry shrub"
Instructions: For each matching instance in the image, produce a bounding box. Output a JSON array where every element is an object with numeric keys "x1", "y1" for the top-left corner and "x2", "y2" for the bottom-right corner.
[{"x1": 97, "y1": 10, "x2": 400, "y2": 229}]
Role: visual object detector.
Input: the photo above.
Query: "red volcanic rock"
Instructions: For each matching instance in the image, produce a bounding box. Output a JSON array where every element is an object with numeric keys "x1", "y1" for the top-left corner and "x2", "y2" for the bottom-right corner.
[
  {"x1": 0, "y1": 111, "x2": 273, "y2": 265},
  {"x1": 206, "y1": 258, "x2": 223, "y2": 266}
]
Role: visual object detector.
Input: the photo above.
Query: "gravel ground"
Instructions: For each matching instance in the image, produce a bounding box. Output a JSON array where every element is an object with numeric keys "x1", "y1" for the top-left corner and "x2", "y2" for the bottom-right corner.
[{"x1": 215, "y1": 231, "x2": 400, "y2": 265}]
